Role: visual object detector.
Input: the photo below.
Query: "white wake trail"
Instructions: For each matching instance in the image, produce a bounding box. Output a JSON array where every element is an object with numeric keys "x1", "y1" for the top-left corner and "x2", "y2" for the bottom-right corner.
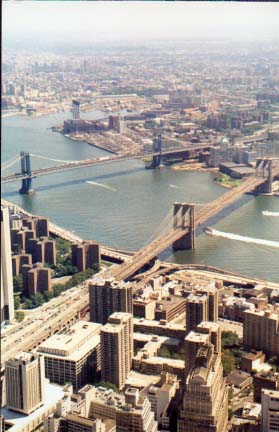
[
  {"x1": 262, "y1": 211, "x2": 279, "y2": 217},
  {"x1": 205, "y1": 227, "x2": 279, "y2": 249},
  {"x1": 85, "y1": 181, "x2": 117, "y2": 192},
  {"x1": 169, "y1": 184, "x2": 182, "y2": 189}
]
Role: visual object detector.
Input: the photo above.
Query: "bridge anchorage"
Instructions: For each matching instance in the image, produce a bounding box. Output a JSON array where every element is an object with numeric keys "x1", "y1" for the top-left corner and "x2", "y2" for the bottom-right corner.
[
  {"x1": 19, "y1": 152, "x2": 35, "y2": 195},
  {"x1": 173, "y1": 202, "x2": 195, "y2": 250}
]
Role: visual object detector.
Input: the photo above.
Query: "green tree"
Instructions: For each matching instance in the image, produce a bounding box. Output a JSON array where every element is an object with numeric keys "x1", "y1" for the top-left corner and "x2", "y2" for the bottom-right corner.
[
  {"x1": 97, "y1": 381, "x2": 120, "y2": 393},
  {"x1": 24, "y1": 298, "x2": 34, "y2": 309},
  {"x1": 15, "y1": 311, "x2": 25, "y2": 322},
  {"x1": 31, "y1": 292, "x2": 45, "y2": 307},
  {"x1": 55, "y1": 238, "x2": 71, "y2": 255},
  {"x1": 43, "y1": 291, "x2": 54, "y2": 302},
  {"x1": 222, "y1": 351, "x2": 236, "y2": 376},
  {"x1": 221, "y1": 331, "x2": 239, "y2": 349},
  {"x1": 14, "y1": 296, "x2": 21, "y2": 310},
  {"x1": 159, "y1": 346, "x2": 171, "y2": 359},
  {"x1": 53, "y1": 284, "x2": 65, "y2": 297},
  {"x1": 13, "y1": 275, "x2": 23, "y2": 293}
]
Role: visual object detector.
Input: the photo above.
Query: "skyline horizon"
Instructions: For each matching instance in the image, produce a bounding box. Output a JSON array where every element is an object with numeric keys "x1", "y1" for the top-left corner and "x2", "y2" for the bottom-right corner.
[{"x1": 3, "y1": 1, "x2": 279, "y2": 49}]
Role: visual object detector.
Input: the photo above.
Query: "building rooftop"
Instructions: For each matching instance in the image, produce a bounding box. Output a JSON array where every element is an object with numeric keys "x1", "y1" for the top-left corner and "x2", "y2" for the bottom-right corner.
[
  {"x1": 125, "y1": 371, "x2": 161, "y2": 389},
  {"x1": 38, "y1": 321, "x2": 101, "y2": 359},
  {"x1": 134, "y1": 317, "x2": 185, "y2": 331},
  {"x1": 185, "y1": 331, "x2": 209, "y2": 344}
]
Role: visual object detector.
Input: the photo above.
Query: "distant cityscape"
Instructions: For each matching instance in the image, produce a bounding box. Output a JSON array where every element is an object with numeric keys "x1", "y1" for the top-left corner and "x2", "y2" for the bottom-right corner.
[{"x1": 1, "y1": 4, "x2": 279, "y2": 432}]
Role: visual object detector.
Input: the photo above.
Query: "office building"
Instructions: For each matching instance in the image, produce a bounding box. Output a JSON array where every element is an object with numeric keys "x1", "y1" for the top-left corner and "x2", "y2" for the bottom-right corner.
[
  {"x1": 101, "y1": 313, "x2": 133, "y2": 390},
  {"x1": 72, "y1": 242, "x2": 100, "y2": 272},
  {"x1": 116, "y1": 387, "x2": 158, "y2": 432},
  {"x1": 1, "y1": 205, "x2": 14, "y2": 323},
  {"x1": 178, "y1": 341, "x2": 228, "y2": 432},
  {"x1": 5, "y1": 352, "x2": 45, "y2": 415},
  {"x1": 89, "y1": 278, "x2": 133, "y2": 325},
  {"x1": 38, "y1": 322, "x2": 101, "y2": 391},
  {"x1": 243, "y1": 309, "x2": 279, "y2": 358},
  {"x1": 261, "y1": 389, "x2": 279, "y2": 432}
]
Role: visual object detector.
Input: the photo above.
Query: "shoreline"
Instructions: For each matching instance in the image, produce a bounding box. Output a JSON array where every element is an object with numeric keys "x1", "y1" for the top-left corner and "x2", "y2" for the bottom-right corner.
[{"x1": 59, "y1": 131, "x2": 117, "y2": 155}]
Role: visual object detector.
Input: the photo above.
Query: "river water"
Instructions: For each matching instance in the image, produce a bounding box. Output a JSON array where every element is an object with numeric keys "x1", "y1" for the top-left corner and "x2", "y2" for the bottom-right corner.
[{"x1": 2, "y1": 112, "x2": 279, "y2": 282}]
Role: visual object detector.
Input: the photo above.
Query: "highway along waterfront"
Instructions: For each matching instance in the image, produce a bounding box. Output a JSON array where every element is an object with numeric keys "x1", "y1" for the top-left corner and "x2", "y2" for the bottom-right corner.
[{"x1": 2, "y1": 112, "x2": 279, "y2": 282}]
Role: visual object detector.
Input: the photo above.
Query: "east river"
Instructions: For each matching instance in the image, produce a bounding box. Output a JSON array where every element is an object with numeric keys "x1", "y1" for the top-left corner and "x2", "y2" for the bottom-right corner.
[{"x1": 2, "y1": 112, "x2": 279, "y2": 282}]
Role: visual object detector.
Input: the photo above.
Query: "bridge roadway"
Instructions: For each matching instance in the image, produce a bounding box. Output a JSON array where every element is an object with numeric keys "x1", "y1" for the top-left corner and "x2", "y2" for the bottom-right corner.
[
  {"x1": 1, "y1": 144, "x2": 211, "y2": 183},
  {"x1": 1, "y1": 283, "x2": 90, "y2": 368},
  {"x1": 109, "y1": 172, "x2": 278, "y2": 281}
]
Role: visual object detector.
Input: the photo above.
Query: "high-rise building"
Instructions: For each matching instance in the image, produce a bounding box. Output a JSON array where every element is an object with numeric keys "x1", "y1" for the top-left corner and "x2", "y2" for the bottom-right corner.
[
  {"x1": 38, "y1": 322, "x2": 101, "y2": 391},
  {"x1": 72, "y1": 100, "x2": 80, "y2": 120},
  {"x1": 141, "y1": 372, "x2": 178, "y2": 425},
  {"x1": 186, "y1": 294, "x2": 208, "y2": 334},
  {"x1": 184, "y1": 331, "x2": 210, "y2": 378},
  {"x1": 108, "y1": 312, "x2": 133, "y2": 372},
  {"x1": 22, "y1": 216, "x2": 49, "y2": 238},
  {"x1": 5, "y1": 352, "x2": 45, "y2": 415},
  {"x1": 196, "y1": 321, "x2": 221, "y2": 354},
  {"x1": 101, "y1": 313, "x2": 133, "y2": 390},
  {"x1": 254, "y1": 371, "x2": 279, "y2": 403},
  {"x1": 261, "y1": 389, "x2": 279, "y2": 432},
  {"x1": 72, "y1": 242, "x2": 100, "y2": 272},
  {"x1": 243, "y1": 309, "x2": 279, "y2": 358},
  {"x1": 116, "y1": 388, "x2": 158, "y2": 432},
  {"x1": 27, "y1": 265, "x2": 52, "y2": 296},
  {"x1": 185, "y1": 322, "x2": 222, "y2": 377},
  {"x1": 89, "y1": 278, "x2": 133, "y2": 325},
  {"x1": 196, "y1": 286, "x2": 218, "y2": 323},
  {"x1": 178, "y1": 339, "x2": 228, "y2": 432},
  {"x1": 12, "y1": 253, "x2": 32, "y2": 276},
  {"x1": 185, "y1": 287, "x2": 218, "y2": 334},
  {"x1": 1, "y1": 206, "x2": 14, "y2": 323}
]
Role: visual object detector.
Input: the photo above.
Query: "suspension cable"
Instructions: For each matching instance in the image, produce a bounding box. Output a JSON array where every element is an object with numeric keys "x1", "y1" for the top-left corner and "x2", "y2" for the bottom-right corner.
[
  {"x1": 1, "y1": 154, "x2": 22, "y2": 171},
  {"x1": 29, "y1": 153, "x2": 81, "y2": 164}
]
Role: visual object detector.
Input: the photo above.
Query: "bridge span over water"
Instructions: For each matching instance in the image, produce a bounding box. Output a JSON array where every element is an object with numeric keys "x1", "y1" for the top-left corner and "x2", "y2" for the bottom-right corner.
[
  {"x1": 109, "y1": 160, "x2": 279, "y2": 281},
  {"x1": 1, "y1": 143, "x2": 211, "y2": 193}
]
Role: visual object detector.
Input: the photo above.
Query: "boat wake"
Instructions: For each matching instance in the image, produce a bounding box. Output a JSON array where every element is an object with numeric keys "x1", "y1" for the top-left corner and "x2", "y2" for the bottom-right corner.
[
  {"x1": 85, "y1": 181, "x2": 117, "y2": 192},
  {"x1": 169, "y1": 184, "x2": 182, "y2": 189},
  {"x1": 204, "y1": 227, "x2": 279, "y2": 249},
  {"x1": 262, "y1": 211, "x2": 279, "y2": 217}
]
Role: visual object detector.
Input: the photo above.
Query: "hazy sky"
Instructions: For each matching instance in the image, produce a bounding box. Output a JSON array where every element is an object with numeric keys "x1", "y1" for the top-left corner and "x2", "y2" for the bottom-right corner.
[{"x1": 3, "y1": 1, "x2": 279, "y2": 45}]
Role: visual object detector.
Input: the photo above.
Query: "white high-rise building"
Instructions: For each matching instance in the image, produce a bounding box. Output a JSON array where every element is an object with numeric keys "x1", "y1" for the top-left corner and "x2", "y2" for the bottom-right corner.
[
  {"x1": 101, "y1": 313, "x2": 133, "y2": 390},
  {"x1": 6, "y1": 352, "x2": 45, "y2": 415},
  {"x1": 1, "y1": 205, "x2": 14, "y2": 323}
]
